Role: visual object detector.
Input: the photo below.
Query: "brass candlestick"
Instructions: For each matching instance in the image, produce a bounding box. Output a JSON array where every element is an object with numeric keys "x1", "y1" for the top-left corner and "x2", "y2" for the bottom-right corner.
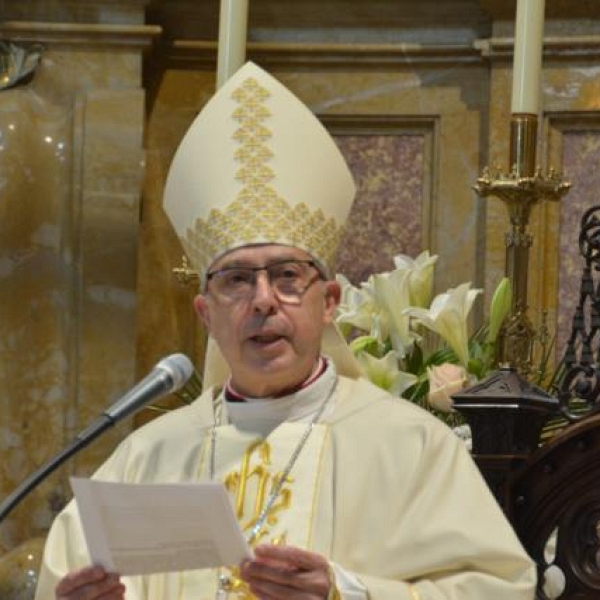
[
  {"x1": 474, "y1": 114, "x2": 571, "y2": 376},
  {"x1": 173, "y1": 255, "x2": 201, "y2": 286}
]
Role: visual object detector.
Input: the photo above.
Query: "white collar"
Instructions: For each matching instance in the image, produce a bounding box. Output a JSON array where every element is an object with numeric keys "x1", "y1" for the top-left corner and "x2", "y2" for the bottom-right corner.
[{"x1": 222, "y1": 360, "x2": 337, "y2": 432}]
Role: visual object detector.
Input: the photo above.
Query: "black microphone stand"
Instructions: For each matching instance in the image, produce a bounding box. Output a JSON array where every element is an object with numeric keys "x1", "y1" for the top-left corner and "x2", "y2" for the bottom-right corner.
[
  {"x1": 0, "y1": 416, "x2": 115, "y2": 524},
  {"x1": 0, "y1": 356, "x2": 191, "y2": 524}
]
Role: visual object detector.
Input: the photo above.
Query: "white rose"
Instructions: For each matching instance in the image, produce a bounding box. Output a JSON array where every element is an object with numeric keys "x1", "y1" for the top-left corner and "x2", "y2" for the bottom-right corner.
[{"x1": 427, "y1": 363, "x2": 468, "y2": 413}]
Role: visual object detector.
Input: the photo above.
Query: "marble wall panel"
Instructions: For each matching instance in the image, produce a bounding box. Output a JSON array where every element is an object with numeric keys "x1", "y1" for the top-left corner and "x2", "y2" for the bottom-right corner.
[
  {"x1": 334, "y1": 134, "x2": 426, "y2": 285},
  {"x1": 33, "y1": 50, "x2": 142, "y2": 100},
  {"x1": 0, "y1": 86, "x2": 76, "y2": 548},
  {"x1": 72, "y1": 89, "x2": 144, "y2": 473},
  {"x1": 557, "y1": 132, "x2": 600, "y2": 360},
  {"x1": 135, "y1": 70, "x2": 216, "y2": 404},
  {"x1": 544, "y1": 63, "x2": 600, "y2": 347},
  {"x1": 0, "y1": 42, "x2": 145, "y2": 548}
]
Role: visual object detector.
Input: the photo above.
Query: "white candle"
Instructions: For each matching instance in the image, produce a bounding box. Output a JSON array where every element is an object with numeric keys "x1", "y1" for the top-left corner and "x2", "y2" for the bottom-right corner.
[
  {"x1": 510, "y1": 0, "x2": 545, "y2": 114},
  {"x1": 216, "y1": 0, "x2": 249, "y2": 90}
]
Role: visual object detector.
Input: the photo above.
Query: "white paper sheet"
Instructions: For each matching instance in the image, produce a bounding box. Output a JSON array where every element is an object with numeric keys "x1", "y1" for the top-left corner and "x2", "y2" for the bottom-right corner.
[{"x1": 70, "y1": 477, "x2": 252, "y2": 576}]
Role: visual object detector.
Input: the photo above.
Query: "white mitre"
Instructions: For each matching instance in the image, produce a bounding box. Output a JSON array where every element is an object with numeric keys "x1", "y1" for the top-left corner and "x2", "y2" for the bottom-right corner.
[
  {"x1": 164, "y1": 61, "x2": 355, "y2": 277},
  {"x1": 163, "y1": 61, "x2": 362, "y2": 387}
]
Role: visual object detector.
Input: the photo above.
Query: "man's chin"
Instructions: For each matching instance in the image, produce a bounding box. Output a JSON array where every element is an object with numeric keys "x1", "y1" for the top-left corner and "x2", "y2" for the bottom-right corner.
[
  {"x1": 246, "y1": 352, "x2": 295, "y2": 377},
  {"x1": 238, "y1": 351, "x2": 309, "y2": 392}
]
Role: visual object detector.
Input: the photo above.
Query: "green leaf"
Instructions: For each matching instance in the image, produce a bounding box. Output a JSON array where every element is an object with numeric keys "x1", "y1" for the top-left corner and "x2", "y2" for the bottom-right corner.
[
  {"x1": 424, "y1": 346, "x2": 458, "y2": 367},
  {"x1": 467, "y1": 357, "x2": 485, "y2": 379},
  {"x1": 405, "y1": 343, "x2": 424, "y2": 374}
]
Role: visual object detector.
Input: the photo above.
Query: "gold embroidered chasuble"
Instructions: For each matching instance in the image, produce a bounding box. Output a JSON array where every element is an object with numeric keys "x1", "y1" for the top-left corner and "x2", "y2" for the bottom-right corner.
[
  {"x1": 35, "y1": 371, "x2": 537, "y2": 600},
  {"x1": 181, "y1": 363, "x2": 335, "y2": 599},
  {"x1": 176, "y1": 421, "x2": 329, "y2": 599}
]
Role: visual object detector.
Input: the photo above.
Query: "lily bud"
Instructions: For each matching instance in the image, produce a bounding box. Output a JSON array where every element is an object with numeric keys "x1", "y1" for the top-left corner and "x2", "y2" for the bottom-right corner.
[{"x1": 487, "y1": 277, "x2": 512, "y2": 343}]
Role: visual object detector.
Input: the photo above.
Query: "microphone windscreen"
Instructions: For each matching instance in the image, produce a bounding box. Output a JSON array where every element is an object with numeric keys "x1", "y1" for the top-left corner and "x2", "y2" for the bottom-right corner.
[{"x1": 156, "y1": 353, "x2": 195, "y2": 392}]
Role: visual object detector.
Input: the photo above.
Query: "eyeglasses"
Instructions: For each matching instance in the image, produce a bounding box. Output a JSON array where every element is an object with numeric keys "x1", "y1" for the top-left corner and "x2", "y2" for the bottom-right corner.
[{"x1": 206, "y1": 259, "x2": 324, "y2": 304}]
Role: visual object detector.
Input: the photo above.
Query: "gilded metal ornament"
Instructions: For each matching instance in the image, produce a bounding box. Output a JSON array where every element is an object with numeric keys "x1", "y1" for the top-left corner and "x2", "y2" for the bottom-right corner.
[{"x1": 474, "y1": 115, "x2": 571, "y2": 376}]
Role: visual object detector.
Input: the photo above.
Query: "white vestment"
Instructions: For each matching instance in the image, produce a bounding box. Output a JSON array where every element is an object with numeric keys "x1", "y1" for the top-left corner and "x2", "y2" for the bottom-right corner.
[{"x1": 35, "y1": 367, "x2": 536, "y2": 599}]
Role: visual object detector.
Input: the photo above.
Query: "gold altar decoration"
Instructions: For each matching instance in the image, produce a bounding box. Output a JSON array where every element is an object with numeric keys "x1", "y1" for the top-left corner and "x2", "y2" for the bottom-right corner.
[
  {"x1": 474, "y1": 0, "x2": 571, "y2": 377},
  {"x1": 173, "y1": 255, "x2": 201, "y2": 287},
  {"x1": 474, "y1": 115, "x2": 571, "y2": 376}
]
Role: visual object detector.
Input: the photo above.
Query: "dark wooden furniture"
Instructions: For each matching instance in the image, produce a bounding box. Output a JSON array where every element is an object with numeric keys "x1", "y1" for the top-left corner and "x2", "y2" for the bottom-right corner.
[
  {"x1": 507, "y1": 413, "x2": 600, "y2": 599},
  {"x1": 456, "y1": 206, "x2": 600, "y2": 599}
]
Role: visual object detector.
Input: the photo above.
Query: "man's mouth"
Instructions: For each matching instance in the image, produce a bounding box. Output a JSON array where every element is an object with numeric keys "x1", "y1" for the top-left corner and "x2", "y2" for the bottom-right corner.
[{"x1": 249, "y1": 333, "x2": 285, "y2": 345}]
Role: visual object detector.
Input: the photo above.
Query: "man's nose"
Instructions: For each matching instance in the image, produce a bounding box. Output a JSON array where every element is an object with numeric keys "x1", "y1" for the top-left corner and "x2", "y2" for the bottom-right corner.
[{"x1": 252, "y1": 271, "x2": 278, "y2": 313}]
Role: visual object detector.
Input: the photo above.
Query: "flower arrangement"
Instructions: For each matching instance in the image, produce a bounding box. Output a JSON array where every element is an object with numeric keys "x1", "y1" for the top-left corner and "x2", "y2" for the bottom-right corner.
[{"x1": 335, "y1": 251, "x2": 512, "y2": 424}]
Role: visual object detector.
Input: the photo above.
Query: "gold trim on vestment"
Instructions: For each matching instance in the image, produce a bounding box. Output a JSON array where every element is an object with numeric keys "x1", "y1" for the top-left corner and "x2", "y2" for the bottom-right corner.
[{"x1": 307, "y1": 422, "x2": 331, "y2": 552}]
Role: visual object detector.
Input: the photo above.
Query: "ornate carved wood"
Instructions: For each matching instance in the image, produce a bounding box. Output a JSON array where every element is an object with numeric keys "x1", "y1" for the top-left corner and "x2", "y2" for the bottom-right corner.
[
  {"x1": 557, "y1": 205, "x2": 600, "y2": 421},
  {"x1": 465, "y1": 206, "x2": 600, "y2": 598},
  {"x1": 452, "y1": 368, "x2": 559, "y2": 505},
  {"x1": 507, "y1": 414, "x2": 600, "y2": 599}
]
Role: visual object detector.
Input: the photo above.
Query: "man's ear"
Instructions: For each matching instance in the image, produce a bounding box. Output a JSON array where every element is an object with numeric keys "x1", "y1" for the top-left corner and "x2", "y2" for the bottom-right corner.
[
  {"x1": 322, "y1": 280, "x2": 341, "y2": 324},
  {"x1": 193, "y1": 294, "x2": 211, "y2": 330}
]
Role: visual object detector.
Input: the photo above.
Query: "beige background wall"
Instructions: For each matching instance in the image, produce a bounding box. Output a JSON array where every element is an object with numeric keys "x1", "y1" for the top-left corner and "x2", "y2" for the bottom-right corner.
[
  {"x1": 1, "y1": 0, "x2": 600, "y2": 549},
  {"x1": 0, "y1": 1, "x2": 154, "y2": 549}
]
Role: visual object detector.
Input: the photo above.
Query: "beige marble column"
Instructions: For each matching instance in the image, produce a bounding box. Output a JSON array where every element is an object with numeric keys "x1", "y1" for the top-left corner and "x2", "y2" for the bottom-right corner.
[{"x1": 0, "y1": 4, "x2": 158, "y2": 549}]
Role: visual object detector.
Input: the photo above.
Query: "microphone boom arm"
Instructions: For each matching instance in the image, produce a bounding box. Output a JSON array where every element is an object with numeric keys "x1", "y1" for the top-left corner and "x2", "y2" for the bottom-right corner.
[
  {"x1": 0, "y1": 353, "x2": 194, "y2": 524},
  {"x1": 0, "y1": 415, "x2": 114, "y2": 524}
]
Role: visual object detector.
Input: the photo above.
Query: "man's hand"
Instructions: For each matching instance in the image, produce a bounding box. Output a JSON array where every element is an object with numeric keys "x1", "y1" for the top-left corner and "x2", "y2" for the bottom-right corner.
[
  {"x1": 55, "y1": 566, "x2": 125, "y2": 599},
  {"x1": 239, "y1": 544, "x2": 331, "y2": 600}
]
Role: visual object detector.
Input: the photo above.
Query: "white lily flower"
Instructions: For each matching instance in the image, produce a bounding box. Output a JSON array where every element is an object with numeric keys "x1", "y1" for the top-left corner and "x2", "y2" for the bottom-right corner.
[
  {"x1": 371, "y1": 269, "x2": 416, "y2": 359},
  {"x1": 404, "y1": 282, "x2": 482, "y2": 367},
  {"x1": 336, "y1": 274, "x2": 398, "y2": 345},
  {"x1": 335, "y1": 274, "x2": 379, "y2": 334},
  {"x1": 357, "y1": 350, "x2": 417, "y2": 396},
  {"x1": 393, "y1": 250, "x2": 438, "y2": 308}
]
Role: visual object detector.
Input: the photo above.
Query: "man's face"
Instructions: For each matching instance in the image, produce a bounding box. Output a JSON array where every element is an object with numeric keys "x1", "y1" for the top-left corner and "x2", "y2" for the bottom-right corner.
[{"x1": 194, "y1": 245, "x2": 340, "y2": 397}]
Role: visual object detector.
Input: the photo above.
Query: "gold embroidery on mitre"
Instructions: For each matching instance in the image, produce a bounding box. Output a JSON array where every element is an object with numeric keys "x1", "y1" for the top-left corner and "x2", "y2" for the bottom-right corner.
[
  {"x1": 180, "y1": 75, "x2": 345, "y2": 275},
  {"x1": 221, "y1": 439, "x2": 293, "y2": 600}
]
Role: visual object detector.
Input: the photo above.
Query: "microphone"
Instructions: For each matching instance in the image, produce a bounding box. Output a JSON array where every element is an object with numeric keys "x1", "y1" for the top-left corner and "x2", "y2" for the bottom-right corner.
[
  {"x1": 0, "y1": 353, "x2": 195, "y2": 524},
  {"x1": 78, "y1": 353, "x2": 194, "y2": 439}
]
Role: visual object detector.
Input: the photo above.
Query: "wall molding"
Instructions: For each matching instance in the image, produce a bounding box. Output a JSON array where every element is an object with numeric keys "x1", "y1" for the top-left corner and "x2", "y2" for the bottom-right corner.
[
  {"x1": 0, "y1": 21, "x2": 162, "y2": 50},
  {"x1": 477, "y1": 36, "x2": 600, "y2": 61},
  {"x1": 161, "y1": 34, "x2": 600, "y2": 70},
  {"x1": 6, "y1": 25, "x2": 590, "y2": 68},
  {"x1": 165, "y1": 39, "x2": 484, "y2": 70}
]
